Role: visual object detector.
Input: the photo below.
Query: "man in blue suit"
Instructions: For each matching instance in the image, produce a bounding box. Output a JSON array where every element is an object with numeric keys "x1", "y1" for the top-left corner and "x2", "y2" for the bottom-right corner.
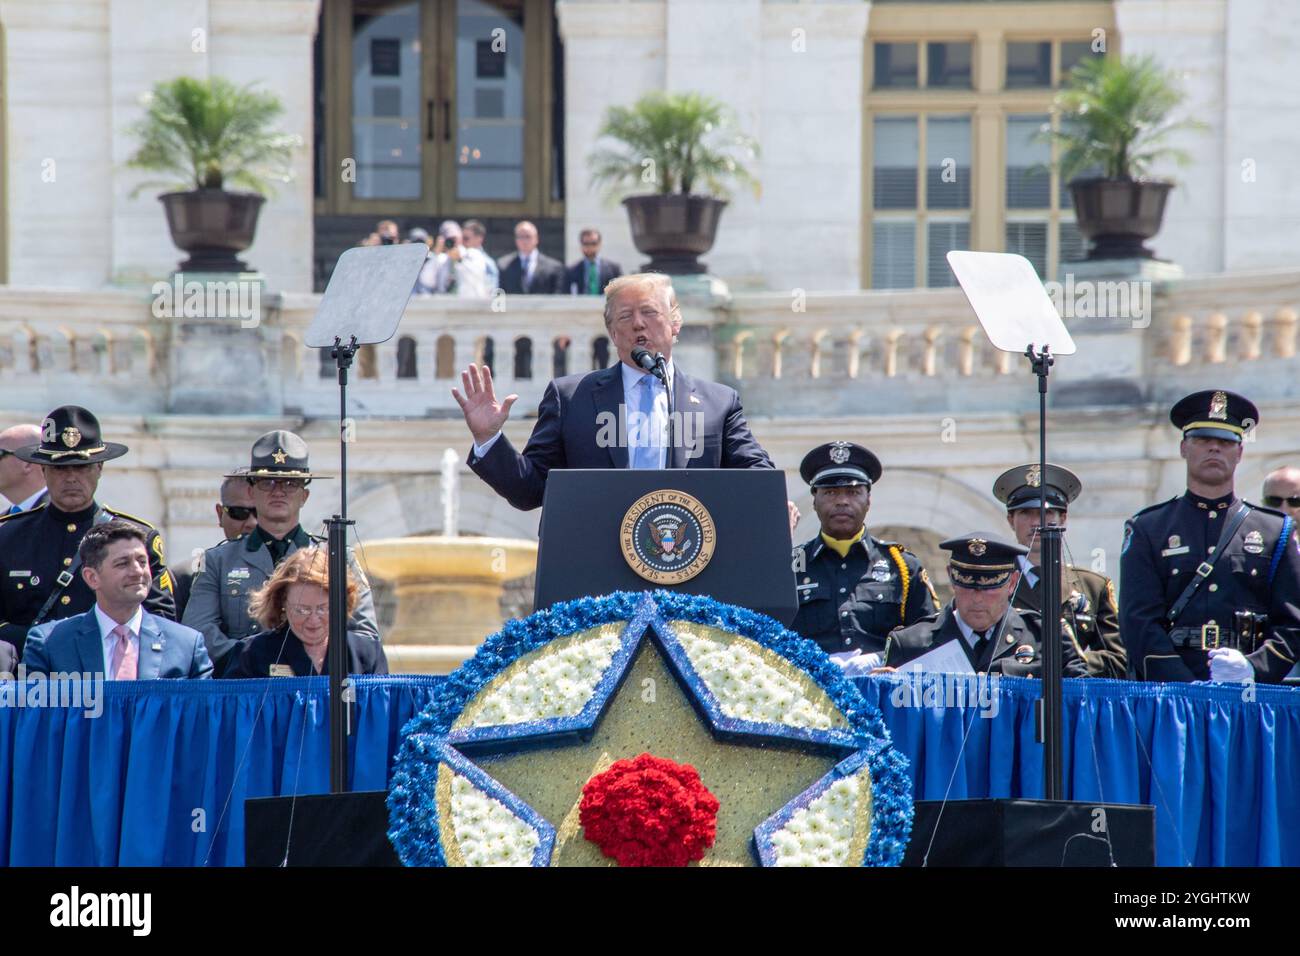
[
  {"x1": 453, "y1": 272, "x2": 775, "y2": 512},
  {"x1": 25, "y1": 519, "x2": 212, "y2": 679}
]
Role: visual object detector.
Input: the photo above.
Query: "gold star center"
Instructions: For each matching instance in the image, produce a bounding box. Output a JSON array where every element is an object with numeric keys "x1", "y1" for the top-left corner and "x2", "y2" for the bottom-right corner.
[
  {"x1": 464, "y1": 638, "x2": 839, "y2": 867},
  {"x1": 271, "y1": 448, "x2": 288, "y2": 465}
]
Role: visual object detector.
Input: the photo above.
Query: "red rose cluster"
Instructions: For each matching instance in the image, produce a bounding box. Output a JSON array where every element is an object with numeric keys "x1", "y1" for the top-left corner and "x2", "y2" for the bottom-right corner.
[{"x1": 579, "y1": 752, "x2": 720, "y2": 867}]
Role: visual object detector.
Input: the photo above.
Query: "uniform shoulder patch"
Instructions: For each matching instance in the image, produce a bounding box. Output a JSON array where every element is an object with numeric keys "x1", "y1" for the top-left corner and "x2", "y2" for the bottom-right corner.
[{"x1": 104, "y1": 507, "x2": 157, "y2": 530}]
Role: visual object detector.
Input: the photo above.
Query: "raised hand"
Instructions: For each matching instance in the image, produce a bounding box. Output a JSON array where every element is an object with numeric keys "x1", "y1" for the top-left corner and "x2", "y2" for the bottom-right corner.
[{"x1": 452, "y1": 364, "x2": 518, "y2": 445}]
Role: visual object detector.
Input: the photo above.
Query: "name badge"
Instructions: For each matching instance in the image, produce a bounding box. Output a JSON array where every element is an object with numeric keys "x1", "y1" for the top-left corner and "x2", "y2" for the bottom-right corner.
[
  {"x1": 8, "y1": 570, "x2": 29, "y2": 577},
  {"x1": 1161, "y1": 546, "x2": 1190, "y2": 557},
  {"x1": 269, "y1": 664, "x2": 295, "y2": 677}
]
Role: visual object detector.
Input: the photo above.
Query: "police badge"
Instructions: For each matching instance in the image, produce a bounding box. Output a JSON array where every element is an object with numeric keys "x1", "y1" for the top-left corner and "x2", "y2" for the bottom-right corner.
[
  {"x1": 61, "y1": 426, "x2": 82, "y2": 448},
  {"x1": 1209, "y1": 391, "x2": 1228, "y2": 421},
  {"x1": 829, "y1": 442, "x2": 851, "y2": 465},
  {"x1": 1244, "y1": 529, "x2": 1265, "y2": 554},
  {"x1": 1025, "y1": 465, "x2": 1041, "y2": 488},
  {"x1": 968, "y1": 538, "x2": 987, "y2": 557}
]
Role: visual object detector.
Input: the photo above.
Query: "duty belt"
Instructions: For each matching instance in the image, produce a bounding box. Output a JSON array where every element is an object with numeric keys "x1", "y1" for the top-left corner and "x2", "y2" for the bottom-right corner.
[
  {"x1": 1168, "y1": 625, "x2": 1228, "y2": 650},
  {"x1": 1168, "y1": 612, "x2": 1268, "y2": 653}
]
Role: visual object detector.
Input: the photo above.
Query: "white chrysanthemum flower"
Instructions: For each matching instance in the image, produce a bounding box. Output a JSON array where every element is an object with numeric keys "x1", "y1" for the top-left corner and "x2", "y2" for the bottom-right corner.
[
  {"x1": 449, "y1": 773, "x2": 539, "y2": 867},
  {"x1": 470, "y1": 634, "x2": 620, "y2": 726},
  {"x1": 678, "y1": 630, "x2": 838, "y2": 731},
  {"x1": 772, "y1": 774, "x2": 865, "y2": 867}
]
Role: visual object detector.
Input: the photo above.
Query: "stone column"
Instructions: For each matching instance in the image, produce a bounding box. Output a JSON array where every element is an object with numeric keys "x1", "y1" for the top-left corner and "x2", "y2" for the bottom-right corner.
[
  {"x1": 0, "y1": 0, "x2": 113, "y2": 287},
  {"x1": 758, "y1": 0, "x2": 869, "y2": 292},
  {"x1": 556, "y1": 0, "x2": 667, "y2": 274}
]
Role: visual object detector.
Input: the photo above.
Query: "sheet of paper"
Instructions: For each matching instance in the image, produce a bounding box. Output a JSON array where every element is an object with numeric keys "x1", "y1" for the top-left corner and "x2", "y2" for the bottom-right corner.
[{"x1": 894, "y1": 639, "x2": 976, "y2": 674}]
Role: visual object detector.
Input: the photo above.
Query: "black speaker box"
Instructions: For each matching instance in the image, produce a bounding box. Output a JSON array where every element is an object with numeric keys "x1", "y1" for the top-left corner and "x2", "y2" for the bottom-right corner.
[
  {"x1": 902, "y1": 799, "x2": 1156, "y2": 867},
  {"x1": 244, "y1": 791, "x2": 400, "y2": 867}
]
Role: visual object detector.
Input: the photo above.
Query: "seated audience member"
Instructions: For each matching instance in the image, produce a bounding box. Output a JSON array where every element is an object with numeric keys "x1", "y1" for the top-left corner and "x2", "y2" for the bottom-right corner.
[
  {"x1": 225, "y1": 547, "x2": 387, "y2": 678},
  {"x1": 882, "y1": 533, "x2": 1088, "y2": 678},
  {"x1": 24, "y1": 520, "x2": 213, "y2": 679}
]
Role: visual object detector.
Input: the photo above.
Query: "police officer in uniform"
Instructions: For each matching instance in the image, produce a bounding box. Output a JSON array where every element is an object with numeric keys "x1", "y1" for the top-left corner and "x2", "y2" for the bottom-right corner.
[
  {"x1": 0, "y1": 406, "x2": 175, "y2": 659},
  {"x1": 1120, "y1": 389, "x2": 1300, "y2": 683},
  {"x1": 791, "y1": 441, "x2": 938, "y2": 671},
  {"x1": 883, "y1": 533, "x2": 1088, "y2": 677},
  {"x1": 182, "y1": 430, "x2": 379, "y2": 674},
  {"x1": 993, "y1": 462, "x2": 1126, "y2": 678}
]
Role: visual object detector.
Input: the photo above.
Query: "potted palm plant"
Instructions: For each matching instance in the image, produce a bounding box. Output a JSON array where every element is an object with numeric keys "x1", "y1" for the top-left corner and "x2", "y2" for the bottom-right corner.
[
  {"x1": 1043, "y1": 54, "x2": 1202, "y2": 260},
  {"x1": 126, "y1": 76, "x2": 299, "y2": 272},
  {"x1": 588, "y1": 92, "x2": 757, "y2": 274}
]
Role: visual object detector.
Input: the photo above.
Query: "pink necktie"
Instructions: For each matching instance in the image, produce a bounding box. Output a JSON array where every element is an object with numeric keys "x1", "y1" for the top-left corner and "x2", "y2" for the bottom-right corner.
[{"x1": 109, "y1": 623, "x2": 138, "y2": 680}]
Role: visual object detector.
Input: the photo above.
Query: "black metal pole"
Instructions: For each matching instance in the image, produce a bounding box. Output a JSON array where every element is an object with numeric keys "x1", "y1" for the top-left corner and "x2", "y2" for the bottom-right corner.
[
  {"x1": 1027, "y1": 344, "x2": 1064, "y2": 801},
  {"x1": 327, "y1": 336, "x2": 358, "y2": 794}
]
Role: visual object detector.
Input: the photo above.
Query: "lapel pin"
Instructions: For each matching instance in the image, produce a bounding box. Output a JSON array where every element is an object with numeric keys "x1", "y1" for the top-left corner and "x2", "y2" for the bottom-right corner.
[{"x1": 689, "y1": 394, "x2": 701, "y2": 404}]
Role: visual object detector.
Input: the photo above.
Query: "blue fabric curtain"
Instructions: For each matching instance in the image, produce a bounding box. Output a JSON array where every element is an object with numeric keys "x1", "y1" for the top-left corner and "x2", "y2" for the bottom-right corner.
[{"x1": 1, "y1": 674, "x2": 1296, "y2": 866}]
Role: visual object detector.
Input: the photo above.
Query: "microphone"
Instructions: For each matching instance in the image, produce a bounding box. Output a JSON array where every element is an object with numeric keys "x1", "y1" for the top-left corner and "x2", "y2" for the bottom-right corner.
[{"x1": 630, "y1": 346, "x2": 667, "y2": 383}]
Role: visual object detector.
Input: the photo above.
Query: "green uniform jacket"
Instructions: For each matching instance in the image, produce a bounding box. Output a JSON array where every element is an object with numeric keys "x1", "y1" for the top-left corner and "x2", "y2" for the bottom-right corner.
[{"x1": 1012, "y1": 563, "x2": 1126, "y2": 679}]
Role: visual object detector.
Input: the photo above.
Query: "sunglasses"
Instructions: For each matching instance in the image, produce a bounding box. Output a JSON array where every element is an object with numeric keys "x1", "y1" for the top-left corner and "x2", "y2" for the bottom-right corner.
[
  {"x1": 1263, "y1": 495, "x2": 1300, "y2": 509},
  {"x1": 221, "y1": 505, "x2": 257, "y2": 520},
  {"x1": 251, "y1": 478, "x2": 308, "y2": 492}
]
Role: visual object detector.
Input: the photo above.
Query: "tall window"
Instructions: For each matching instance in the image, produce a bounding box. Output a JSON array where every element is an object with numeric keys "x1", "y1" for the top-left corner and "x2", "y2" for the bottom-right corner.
[
  {"x1": 864, "y1": 5, "x2": 1114, "y2": 288},
  {"x1": 870, "y1": 114, "x2": 970, "y2": 289}
]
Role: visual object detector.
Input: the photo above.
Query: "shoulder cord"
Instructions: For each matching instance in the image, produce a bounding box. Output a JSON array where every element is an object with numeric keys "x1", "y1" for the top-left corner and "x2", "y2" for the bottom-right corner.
[
  {"x1": 1269, "y1": 515, "x2": 1294, "y2": 584},
  {"x1": 888, "y1": 545, "x2": 911, "y2": 624}
]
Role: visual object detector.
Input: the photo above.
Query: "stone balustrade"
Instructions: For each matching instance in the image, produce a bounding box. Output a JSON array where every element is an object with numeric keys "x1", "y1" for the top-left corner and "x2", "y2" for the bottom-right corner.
[{"x1": 0, "y1": 268, "x2": 1298, "y2": 420}]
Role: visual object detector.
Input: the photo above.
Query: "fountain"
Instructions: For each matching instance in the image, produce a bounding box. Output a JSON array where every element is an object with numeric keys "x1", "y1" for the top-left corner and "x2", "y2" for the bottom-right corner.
[{"x1": 361, "y1": 448, "x2": 539, "y2": 674}]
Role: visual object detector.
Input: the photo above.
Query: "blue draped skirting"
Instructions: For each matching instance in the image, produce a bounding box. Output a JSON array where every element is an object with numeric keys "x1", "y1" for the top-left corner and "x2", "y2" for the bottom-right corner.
[{"x1": 0, "y1": 674, "x2": 1294, "y2": 866}]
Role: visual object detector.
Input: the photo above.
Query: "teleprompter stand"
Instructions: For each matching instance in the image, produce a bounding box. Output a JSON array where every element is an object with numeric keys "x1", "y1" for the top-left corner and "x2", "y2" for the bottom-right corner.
[
  {"x1": 915, "y1": 251, "x2": 1157, "y2": 865},
  {"x1": 244, "y1": 245, "x2": 427, "y2": 866}
]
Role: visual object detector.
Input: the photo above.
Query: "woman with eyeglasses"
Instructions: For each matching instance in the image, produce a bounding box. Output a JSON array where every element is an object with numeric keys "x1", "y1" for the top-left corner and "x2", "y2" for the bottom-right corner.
[{"x1": 223, "y1": 547, "x2": 387, "y2": 678}]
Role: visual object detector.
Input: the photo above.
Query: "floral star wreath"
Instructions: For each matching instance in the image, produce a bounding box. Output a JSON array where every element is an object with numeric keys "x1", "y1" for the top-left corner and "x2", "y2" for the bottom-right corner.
[{"x1": 387, "y1": 591, "x2": 913, "y2": 867}]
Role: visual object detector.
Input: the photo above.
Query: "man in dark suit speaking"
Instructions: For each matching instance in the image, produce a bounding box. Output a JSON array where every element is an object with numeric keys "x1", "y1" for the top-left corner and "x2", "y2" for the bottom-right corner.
[{"x1": 454, "y1": 272, "x2": 776, "y2": 512}]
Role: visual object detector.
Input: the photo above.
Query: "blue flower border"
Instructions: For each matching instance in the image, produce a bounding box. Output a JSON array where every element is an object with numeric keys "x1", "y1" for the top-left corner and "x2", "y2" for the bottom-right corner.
[{"x1": 386, "y1": 590, "x2": 913, "y2": 867}]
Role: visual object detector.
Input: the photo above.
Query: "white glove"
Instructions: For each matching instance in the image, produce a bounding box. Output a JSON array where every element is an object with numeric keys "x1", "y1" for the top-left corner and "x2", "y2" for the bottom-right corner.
[
  {"x1": 830, "y1": 650, "x2": 882, "y2": 676},
  {"x1": 1208, "y1": 647, "x2": 1254, "y2": 683}
]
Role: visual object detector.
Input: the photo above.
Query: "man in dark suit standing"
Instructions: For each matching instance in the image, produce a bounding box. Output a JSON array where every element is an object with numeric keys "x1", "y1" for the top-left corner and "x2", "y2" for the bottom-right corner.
[
  {"x1": 565, "y1": 228, "x2": 623, "y2": 295},
  {"x1": 497, "y1": 220, "x2": 564, "y2": 295},
  {"x1": 24, "y1": 520, "x2": 212, "y2": 679},
  {"x1": 453, "y1": 272, "x2": 775, "y2": 512}
]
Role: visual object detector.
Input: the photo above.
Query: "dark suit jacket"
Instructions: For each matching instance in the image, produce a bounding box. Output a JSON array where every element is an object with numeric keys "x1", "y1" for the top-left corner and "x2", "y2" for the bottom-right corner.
[
  {"x1": 467, "y1": 363, "x2": 774, "y2": 512},
  {"x1": 498, "y1": 251, "x2": 565, "y2": 294},
  {"x1": 24, "y1": 608, "x2": 213, "y2": 678},
  {"x1": 884, "y1": 604, "x2": 1088, "y2": 678},
  {"x1": 565, "y1": 257, "x2": 624, "y2": 295},
  {"x1": 223, "y1": 624, "x2": 388, "y2": 678}
]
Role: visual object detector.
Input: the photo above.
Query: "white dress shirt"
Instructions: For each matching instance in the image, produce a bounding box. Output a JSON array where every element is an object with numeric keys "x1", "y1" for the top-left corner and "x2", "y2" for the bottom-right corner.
[
  {"x1": 1017, "y1": 555, "x2": 1039, "y2": 590},
  {"x1": 623, "y1": 359, "x2": 673, "y2": 470},
  {"x1": 10, "y1": 487, "x2": 46, "y2": 513},
  {"x1": 953, "y1": 608, "x2": 1003, "y2": 650},
  {"x1": 94, "y1": 603, "x2": 143, "y2": 679},
  {"x1": 471, "y1": 359, "x2": 675, "y2": 466}
]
